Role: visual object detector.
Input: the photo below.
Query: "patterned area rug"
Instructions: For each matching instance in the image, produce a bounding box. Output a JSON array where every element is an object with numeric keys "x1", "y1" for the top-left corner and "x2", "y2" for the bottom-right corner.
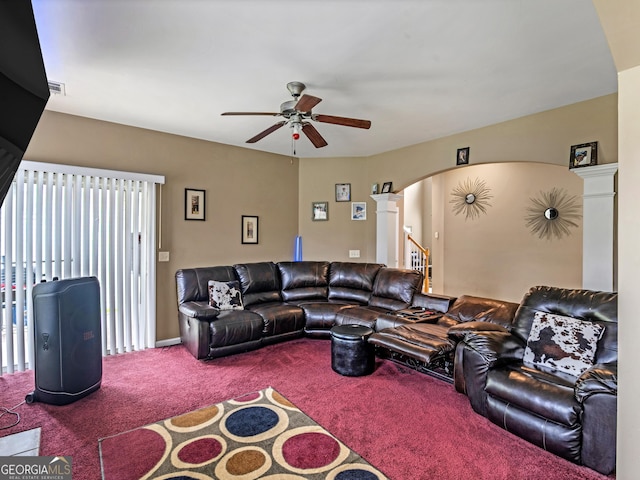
[{"x1": 98, "y1": 387, "x2": 387, "y2": 479}]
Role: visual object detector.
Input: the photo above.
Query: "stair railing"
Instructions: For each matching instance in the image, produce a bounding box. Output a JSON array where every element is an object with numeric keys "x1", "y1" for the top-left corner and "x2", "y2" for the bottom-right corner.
[{"x1": 405, "y1": 233, "x2": 430, "y2": 293}]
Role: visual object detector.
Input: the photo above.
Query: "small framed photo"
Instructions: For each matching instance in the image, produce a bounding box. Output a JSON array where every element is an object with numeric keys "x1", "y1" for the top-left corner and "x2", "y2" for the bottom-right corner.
[
  {"x1": 185, "y1": 188, "x2": 205, "y2": 221},
  {"x1": 312, "y1": 201, "x2": 328, "y2": 221},
  {"x1": 241, "y1": 215, "x2": 259, "y2": 244},
  {"x1": 335, "y1": 183, "x2": 351, "y2": 202},
  {"x1": 371, "y1": 183, "x2": 379, "y2": 194},
  {"x1": 381, "y1": 181, "x2": 393, "y2": 194},
  {"x1": 456, "y1": 147, "x2": 470, "y2": 165},
  {"x1": 569, "y1": 141, "x2": 598, "y2": 169},
  {"x1": 351, "y1": 202, "x2": 367, "y2": 220}
]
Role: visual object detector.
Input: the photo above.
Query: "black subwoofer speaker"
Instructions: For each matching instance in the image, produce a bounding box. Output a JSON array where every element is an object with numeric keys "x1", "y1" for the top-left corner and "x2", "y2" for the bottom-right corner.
[{"x1": 26, "y1": 276, "x2": 102, "y2": 405}]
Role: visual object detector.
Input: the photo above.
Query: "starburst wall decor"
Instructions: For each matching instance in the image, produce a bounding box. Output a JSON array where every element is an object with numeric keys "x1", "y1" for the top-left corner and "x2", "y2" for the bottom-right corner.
[
  {"x1": 525, "y1": 187, "x2": 581, "y2": 240},
  {"x1": 450, "y1": 177, "x2": 493, "y2": 220}
]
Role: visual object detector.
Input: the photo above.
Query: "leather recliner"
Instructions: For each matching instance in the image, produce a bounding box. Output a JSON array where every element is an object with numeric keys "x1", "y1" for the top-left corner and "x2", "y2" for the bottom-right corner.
[{"x1": 457, "y1": 286, "x2": 617, "y2": 475}]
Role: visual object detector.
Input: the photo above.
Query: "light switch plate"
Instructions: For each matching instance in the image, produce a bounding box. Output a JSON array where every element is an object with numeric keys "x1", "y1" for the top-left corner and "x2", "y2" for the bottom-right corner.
[
  {"x1": 158, "y1": 251, "x2": 170, "y2": 262},
  {"x1": 349, "y1": 250, "x2": 360, "y2": 258}
]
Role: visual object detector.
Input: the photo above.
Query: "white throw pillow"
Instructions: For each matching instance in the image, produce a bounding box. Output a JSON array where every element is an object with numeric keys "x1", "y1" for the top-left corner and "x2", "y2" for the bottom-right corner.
[
  {"x1": 208, "y1": 280, "x2": 244, "y2": 310},
  {"x1": 523, "y1": 311, "x2": 605, "y2": 377}
]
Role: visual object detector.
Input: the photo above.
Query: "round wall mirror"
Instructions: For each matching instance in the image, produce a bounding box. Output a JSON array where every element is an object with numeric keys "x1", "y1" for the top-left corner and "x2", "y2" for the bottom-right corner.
[
  {"x1": 544, "y1": 207, "x2": 559, "y2": 220},
  {"x1": 465, "y1": 193, "x2": 476, "y2": 204}
]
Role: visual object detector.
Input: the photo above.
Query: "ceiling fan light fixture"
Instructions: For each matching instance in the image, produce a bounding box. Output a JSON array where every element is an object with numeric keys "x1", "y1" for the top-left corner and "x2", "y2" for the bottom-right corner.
[{"x1": 292, "y1": 123, "x2": 301, "y2": 140}]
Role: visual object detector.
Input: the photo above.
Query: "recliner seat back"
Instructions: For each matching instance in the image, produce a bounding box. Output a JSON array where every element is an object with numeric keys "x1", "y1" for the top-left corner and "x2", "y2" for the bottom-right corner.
[
  {"x1": 233, "y1": 262, "x2": 282, "y2": 307},
  {"x1": 328, "y1": 262, "x2": 383, "y2": 305},
  {"x1": 176, "y1": 266, "x2": 238, "y2": 305},
  {"x1": 278, "y1": 261, "x2": 330, "y2": 303},
  {"x1": 511, "y1": 286, "x2": 618, "y2": 364},
  {"x1": 368, "y1": 268, "x2": 422, "y2": 310}
]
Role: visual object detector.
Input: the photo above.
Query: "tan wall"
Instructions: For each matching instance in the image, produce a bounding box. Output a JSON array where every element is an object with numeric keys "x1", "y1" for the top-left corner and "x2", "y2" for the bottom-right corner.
[
  {"x1": 25, "y1": 111, "x2": 299, "y2": 341},
  {"x1": 299, "y1": 94, "x2": 617, "y2": 301},
  {"x1": 364, "y1": 94, "x2": 618, "y2": 192},
  {"x1": 433, "y1": 163, "x2": 583, "y2": 302},
  {"x1": 298, "y1": 156, "x2": 376, "y2": 261}
]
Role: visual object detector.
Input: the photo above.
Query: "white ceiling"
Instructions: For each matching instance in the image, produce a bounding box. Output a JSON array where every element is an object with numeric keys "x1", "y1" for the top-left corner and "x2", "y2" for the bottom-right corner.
[{"x1": 32, "y1": 0, "x2": 617, "y2": 159}]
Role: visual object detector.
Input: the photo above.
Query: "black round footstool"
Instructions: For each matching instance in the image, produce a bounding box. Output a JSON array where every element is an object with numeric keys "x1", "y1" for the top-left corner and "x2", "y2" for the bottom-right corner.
[{"x1": 330, "y1": 324, "x2": 375, "y2": 376}]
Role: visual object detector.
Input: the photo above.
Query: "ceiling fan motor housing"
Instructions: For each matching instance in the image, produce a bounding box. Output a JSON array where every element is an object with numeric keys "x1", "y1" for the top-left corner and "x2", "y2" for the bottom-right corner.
[{"x1": 286, "y1": 81, "x2": 306, "y2": 98}]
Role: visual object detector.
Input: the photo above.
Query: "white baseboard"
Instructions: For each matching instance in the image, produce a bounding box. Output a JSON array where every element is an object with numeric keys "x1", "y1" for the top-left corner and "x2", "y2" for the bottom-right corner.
[{"x1": 155, "y1": 337, "x2": 181, "y2": 348}]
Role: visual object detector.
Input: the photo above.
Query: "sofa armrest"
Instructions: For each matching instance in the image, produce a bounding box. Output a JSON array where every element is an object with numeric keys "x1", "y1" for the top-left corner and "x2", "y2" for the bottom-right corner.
[
  {"x1": 179, "y1": 301, "x2": 220, "y2": 321},
  {"x1": 460, "y1": 330, "x2": 524, "y2": 367},
  {"x1": 575, "y1": 362, "x2": 617, "y2": 403},
  {"x1": 458, "y1": 331, "x2": 524, "y2": 415},
  {"x1": 411, "y1": 292, "x2": 456, "y2": 313},
  {"x1": 447, "y1": 321, "x2": 509, "y2": 342}
]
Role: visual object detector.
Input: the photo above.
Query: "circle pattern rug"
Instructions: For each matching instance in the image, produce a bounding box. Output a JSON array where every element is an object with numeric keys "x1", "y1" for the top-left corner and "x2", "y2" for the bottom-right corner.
[{"x1": 98, "y1": 387, "x2": 387, "y2": 479}]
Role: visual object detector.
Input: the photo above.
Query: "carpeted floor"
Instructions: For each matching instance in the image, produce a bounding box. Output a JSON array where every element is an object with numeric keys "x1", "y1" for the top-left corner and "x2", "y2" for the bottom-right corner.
[{"x1": 0, "y1": 338, "x2": 613, "y2": 480}]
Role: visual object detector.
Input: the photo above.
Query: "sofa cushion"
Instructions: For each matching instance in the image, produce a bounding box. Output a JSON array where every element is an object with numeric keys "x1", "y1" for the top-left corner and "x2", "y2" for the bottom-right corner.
[
  {"x1": 328, "y1": 262, "x2": 383, "y2": 304},
  {"x1": 233, "y1": 262, "x2": 282, "y2": 307},
  {"x1": 523, "y1": 311, "x2": 605, "y2": 377},
  {"x1": 368, "y1": 268, "x2": 422, "y2": 311},
  {"x1": 208, "y1": 280, "x2": 244, "y2": 310},
  {"x1": 278, "y1": 261, "x2": 330, "y2": 302}
]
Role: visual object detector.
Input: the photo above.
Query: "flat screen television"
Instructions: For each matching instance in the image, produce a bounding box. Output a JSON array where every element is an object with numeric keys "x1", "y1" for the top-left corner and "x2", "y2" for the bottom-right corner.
[{"x1": 0, "y1": 1, "x2": 50, "y2": 206}]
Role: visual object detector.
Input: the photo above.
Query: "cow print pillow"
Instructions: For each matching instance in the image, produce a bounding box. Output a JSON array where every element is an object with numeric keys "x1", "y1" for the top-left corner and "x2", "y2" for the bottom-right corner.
[
  {"x1": 523, "y1": 311, "x2": 605, "y2": 377},
  {"x1": 208, "y1": 280, "x2": 244, "y2": 310}
]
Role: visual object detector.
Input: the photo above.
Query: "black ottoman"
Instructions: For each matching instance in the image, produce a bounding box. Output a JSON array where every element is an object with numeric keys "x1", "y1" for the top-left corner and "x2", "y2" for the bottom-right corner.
[{"x1": 330, "y1": 324, "x2": 375, "y2": 376}]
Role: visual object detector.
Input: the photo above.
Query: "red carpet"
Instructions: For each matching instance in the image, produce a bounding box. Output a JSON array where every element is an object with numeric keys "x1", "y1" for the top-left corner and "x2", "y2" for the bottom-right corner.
[{"x1": 0, "y1": 338, "x2": 612, "y2": 479}]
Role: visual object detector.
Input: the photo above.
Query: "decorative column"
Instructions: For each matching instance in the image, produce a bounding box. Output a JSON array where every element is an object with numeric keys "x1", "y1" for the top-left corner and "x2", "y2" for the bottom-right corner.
[
  {"x1": 572, "y1": 163, "x2": 618, "y2": 292},
  {"x1": 371, "y1": 193, "x2": 403, "y2": 267}
]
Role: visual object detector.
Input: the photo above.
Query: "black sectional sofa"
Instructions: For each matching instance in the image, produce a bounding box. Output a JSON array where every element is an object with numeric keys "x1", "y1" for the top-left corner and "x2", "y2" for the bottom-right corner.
[
  {"x1": 174, "y1": 261, "x2": 617, "y2": 475},
  {"x1": 176, "y1": 261, "x2": 429, "y2": 359}
]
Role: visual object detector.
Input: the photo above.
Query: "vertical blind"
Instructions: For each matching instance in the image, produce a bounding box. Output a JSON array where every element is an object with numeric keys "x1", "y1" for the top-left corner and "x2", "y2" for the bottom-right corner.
[{"x1": 0, "y1": 161, "x2": 165, "y2": 375}]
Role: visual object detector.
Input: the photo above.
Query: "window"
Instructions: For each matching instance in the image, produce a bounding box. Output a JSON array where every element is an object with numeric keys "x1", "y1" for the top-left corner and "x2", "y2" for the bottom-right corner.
[{"x1": 0, "y1": 161, "x2": 164, "y2": 374}]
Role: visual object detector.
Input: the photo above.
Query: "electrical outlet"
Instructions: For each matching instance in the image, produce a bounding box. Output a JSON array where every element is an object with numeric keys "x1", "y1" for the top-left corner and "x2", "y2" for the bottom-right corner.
[
  {"x1": 158, "y1": 251, "x2": 170, "y2": 262},
  {"x1": 349, "y1": 250, "x2": 360, "y2": 258}
]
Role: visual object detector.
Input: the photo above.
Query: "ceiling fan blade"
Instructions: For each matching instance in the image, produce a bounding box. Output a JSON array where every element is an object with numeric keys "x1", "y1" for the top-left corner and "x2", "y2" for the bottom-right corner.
[
  {"x1": 302, "y1": 123, "x2": 328, "y2": 148},
  {"x1": 246, "y1": 121, "x2": 287, "y2": 143},
  {"x1": 314, "y1": 114, "x2": 371, "y2": 129},
  {"x1": 295, "y1": 94, "x2": 322, "y2": 113},
  {"x1": 222, "y1": 112, "x2": 280, "y2": 116}
]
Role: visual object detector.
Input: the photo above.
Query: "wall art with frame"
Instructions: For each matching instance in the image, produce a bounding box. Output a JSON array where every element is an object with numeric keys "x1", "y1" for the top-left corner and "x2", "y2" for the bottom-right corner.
[
  {"x1": 351, "y1": 202, "x2": 367, "y2": 220},
  {"x1": 185, "y1": 188, "x2": 205, "y2": 221},
  {"x1": 569, "y1": 141, "x2": 598, "y2": 169},
  {"x1": 456, "y1": 147, "x2": 470, "y2": 165},
  {"x1": 241, "y1": 215, "x2": 259, "y2": 244},
  {"x1": 312, "y1": 201, "x2": 328, "y2": 221},
  {"x1": 335, "y1": 183, "x2": 351, "y2": 202}
]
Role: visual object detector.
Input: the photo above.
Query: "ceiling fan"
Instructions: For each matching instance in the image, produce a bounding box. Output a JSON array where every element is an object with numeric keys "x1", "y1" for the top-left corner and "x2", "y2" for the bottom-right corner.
[{"x1": 221, "y1": 81, "x2": 371, "y2": 148}]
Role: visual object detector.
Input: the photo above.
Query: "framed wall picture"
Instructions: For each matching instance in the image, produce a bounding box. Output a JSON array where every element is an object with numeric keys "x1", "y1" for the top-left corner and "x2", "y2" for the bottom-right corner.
[
  {"x1": 335, "y1": 183, "x2": 351, "y2": 202},
  {"x1": 456, "y1": 147, "x2": 470, "y2": 165},
  {"x1": 185, "y1": 188, "x2": 205, "y2": 221},
  {"x1": 241, "y1": 215, "x2": 259, "y2": 244},
  {"x1": 312, "y1": 201, "x2": 328, "y2": 221},
  {"x1": 351, "y1": 202, "x2": 367, "y2": 220},
  {"x1": 381, "y1": 181, "x2": 393, "y2": 194},
  {"x1": 569, "y1": 141, "x2": 598, "y2": 169}
]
